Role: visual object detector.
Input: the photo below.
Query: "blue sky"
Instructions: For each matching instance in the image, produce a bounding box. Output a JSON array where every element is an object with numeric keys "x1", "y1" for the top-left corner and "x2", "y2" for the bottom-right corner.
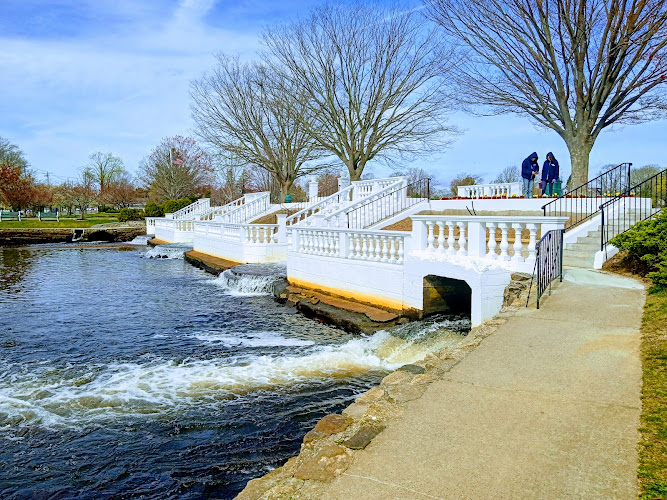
[{"x1": 1, "y1": 0, "x2": 665, "y2": 188}]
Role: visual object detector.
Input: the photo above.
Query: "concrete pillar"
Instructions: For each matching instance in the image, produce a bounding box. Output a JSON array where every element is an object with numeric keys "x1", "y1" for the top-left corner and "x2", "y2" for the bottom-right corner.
[
  {"x1": 410, "y1": 218, "x2": 427, "y2": 252},
  {"x1": 308, "y1": 176, "x2": 318, "y2": 201},
  {"x1": 338, "y1": 170, "x2": 350, "y2": 191},
  {"x1": 467, "y1": 221, "x2": 487, "y2": 258},
  {"x1": 276, "y1": 214, "x2": 287, "y2": 243}
]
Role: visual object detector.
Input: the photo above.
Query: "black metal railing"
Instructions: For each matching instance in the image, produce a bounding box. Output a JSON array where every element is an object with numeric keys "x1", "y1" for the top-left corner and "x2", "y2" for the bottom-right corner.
[
  {"x1": 318, "y1": 181, "x2": 340, "y2": 199},
  {"x1": 542, "y1": 162, "x2": 632, "y2": 229},
  {"x1": 527, "y1": 229, "x2": 564, "y2": 309},
  {"x1": 599, "y1": 168, "x2": 667, "y2": 251},
  {"x1": 346, "y1": 178, "x2": 430, "y2": 229}
]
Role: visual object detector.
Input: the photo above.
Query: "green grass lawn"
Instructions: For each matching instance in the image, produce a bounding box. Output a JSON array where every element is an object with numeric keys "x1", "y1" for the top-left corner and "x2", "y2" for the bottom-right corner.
[
  {"x1": 639, "y1": 287, "x2": 667, "y2": 499},
  {"x1": 0, "y1": 213, "x2": 120, "y2": 228}
]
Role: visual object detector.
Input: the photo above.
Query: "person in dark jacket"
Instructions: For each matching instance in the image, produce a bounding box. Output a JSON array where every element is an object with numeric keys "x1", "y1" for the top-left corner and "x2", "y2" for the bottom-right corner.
[
  {"x1": 521, "y1": 152, "x2": 539, "y2": 198},
  {"x1": 541, "y1": 152, "x2": 560, "y2": 196}
]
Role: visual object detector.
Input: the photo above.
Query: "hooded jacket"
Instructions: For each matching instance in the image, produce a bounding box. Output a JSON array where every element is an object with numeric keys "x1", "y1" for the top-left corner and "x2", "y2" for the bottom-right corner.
[
  {"x1": 521, "y1": 152, "x2": 539, "y2": 180},
  {"x1": 541, "y1": 152, "x2": 560, "y2": 182}
]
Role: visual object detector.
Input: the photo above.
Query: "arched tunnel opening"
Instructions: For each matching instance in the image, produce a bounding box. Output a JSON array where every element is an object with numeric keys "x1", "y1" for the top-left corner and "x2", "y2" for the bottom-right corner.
[{"x1": 422, "y1": 275, "x2": 472, "y2": 318}]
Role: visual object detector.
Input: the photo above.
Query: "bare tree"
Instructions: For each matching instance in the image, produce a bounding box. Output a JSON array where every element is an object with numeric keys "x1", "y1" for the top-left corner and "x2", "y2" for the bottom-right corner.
[
  {"x1": 191, "y1": 55, "x2": 327, "y2": 199},
  {"x1": 83, "y1": 152, "x2": 124, "y2": 194},
  {"x1": 71, "y1": 175, "x2": 97, "y2": 220},
  {"x1": 0, "y1": 137, "x2": 28, "y2": 170},
  {"x1": 494, "y1": 165, "x2": 521, "y2": 183},
  {"x1": 138, "y1": 136, "x2": 213, "y2": 202},
  {"x1": 426, "y1": 0, "x2": 667, "y2": 187},
  {"x1": 263, "y1": 2, "x2": 456, "y2": 181},
  {"x1": 450, "y1": 172, "x2": 483, "y2": 196}
]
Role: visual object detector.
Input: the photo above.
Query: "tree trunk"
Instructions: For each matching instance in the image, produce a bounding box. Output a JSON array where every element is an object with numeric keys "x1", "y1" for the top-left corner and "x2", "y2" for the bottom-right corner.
[
  {"x1": 279, "y1": 179, "x2": 292, "y2": 200},
  {"x1": 565, "y1": 138, "x2": 593, "y2": 190},
  {"x1": 347, "y1": 158, "x2": 363, "y2": 181}
]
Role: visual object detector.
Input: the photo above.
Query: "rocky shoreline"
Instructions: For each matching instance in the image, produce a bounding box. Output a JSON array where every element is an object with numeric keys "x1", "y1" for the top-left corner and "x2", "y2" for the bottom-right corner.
[
  {"x1": 178, "y1": 249, "x2": 534, "y2": 499},
  {"x1": 236, "y1": 298, "x2": 528, "y2": 499},
  {"x1": 0, "y1": 225, "x2": 145, "y2": 246}
]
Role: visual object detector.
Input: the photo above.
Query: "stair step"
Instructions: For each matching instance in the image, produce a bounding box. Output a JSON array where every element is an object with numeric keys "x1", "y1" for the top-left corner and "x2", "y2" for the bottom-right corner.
[
  {"x1": 567, "y1": 241, "x2": 601, "y2": 251},
  {"x1": 563, "y1": 256, "x2": 595, "y2": 268},
  {"x1": 564, "y1": 249, "x2": 596, "y2": 259}
]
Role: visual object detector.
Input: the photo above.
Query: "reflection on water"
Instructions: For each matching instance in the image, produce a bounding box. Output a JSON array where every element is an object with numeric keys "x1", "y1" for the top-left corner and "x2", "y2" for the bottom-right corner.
[
  {"x1": 0, "y1": 246, "x2": 468, "y2": 499},
  {"x1": 0, "y1": 248, "x2": 33, "y2": 292}
]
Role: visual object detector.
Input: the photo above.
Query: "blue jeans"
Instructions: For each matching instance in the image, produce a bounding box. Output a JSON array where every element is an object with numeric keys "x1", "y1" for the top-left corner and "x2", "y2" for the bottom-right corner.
[
  {"x1": 542, "y1": 181, "x2": 554, "y2": 196},
  {"x1": 523, "y1": 178, "x2": 534, "y2": 198}
]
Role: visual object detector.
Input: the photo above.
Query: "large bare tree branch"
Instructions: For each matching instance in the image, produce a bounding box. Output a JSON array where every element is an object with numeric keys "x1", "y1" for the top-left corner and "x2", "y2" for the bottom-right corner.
[
  {"x1": 190, "y1": 55, "x2": 328, "y2": 198},
  {"x1": 426, "y1": 0, "x2": 667, "y2": 185},
  {"x1": 263, "y1": 1, "x2": 457, "y2": 181}
]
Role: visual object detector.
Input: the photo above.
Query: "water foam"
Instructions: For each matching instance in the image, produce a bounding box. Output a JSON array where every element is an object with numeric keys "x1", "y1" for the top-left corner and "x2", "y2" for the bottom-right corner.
[
  {"x1": 214, "y1": 269, "x2": 280, "y2": 296},
  {"x1": 142, "y1": 243, "x2": 192, "y2": 260},
  {"x1": 0, "y1": 323, "x2": 465, "y2": 429},
  {"x1": 128, "y1": 234, "x2": 151, "y2": 245},
  {"x1": 190, "y1": 331, "x2": 315, "y2": 348}
]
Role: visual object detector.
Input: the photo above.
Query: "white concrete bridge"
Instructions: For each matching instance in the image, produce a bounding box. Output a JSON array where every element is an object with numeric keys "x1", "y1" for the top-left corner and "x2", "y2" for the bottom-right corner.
[{"x1": 146, "y1": 169, "x2": 660, "y2": 326}]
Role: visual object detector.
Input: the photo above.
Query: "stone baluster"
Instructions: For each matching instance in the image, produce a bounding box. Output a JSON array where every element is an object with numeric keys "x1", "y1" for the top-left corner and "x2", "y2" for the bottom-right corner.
[
  {"x1": 527, "y1": 224, "x2": 538, "y2": 262},
  {"x1": 446, "y1": 221, "x2": 456, "y2": 255},
  {"x1": 426, "y1": 221, "x2": 435, "y2": 251},
  {"x1": 436, "y1": 221, "x2": 446, "y2": 253},
  {"x1": 354, "y1": 234, "x2": 361, "y2": 259},
  {"x1": 498, "y1": 223, "x2": 510, "y2": 260},
  {"x1": 397, "y1": 237, "x2": 404, "y2": 264},
  {"x1": 389, "y1": 237, "x2": 397, "y2": 263},
  {"x1": 380, "y1": 235, "x2": 389, "y2": 263},
  {"x1": 373, "y1": 235, "x2": 381, "y2": 261},
  {"x1": 512, "y1": 223, "x2": 525, "y2": 261},
  {"x1": 457, "y1": 221, "x2": 467, "y2": 256},
  {"x1": 486, "y1": 222, "x2": 498, "y2": 258}
]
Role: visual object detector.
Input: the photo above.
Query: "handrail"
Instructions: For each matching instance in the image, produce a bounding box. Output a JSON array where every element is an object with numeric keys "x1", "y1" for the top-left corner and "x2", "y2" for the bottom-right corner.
[
  {"x1": 599, "y1": 168, "x2": 666, "y2": 251},
  {"x1": 541, "y1": 162, "x2": 632, "y2": 230},
  {"x1": 526, "y1": 229, "x2": 564, "y2": 309},
  {"x1": 198, "y1": 196, "x2": 246, "y2": 220},
  {"x1": 172, "y1": 198, "x2": 210, "y2": 220},
  {"x1": 320, "y1": 177, "x2": 407, "y2": 228},
  {"x1": 285, "y1": 184, "x2": 355, "y2": 226},
  {"x1": 218, "y1": 192, "x2": 271, "y2": 224},
  {"x1": 343, "y1": 178, "x2": 429, "y2": 229}
]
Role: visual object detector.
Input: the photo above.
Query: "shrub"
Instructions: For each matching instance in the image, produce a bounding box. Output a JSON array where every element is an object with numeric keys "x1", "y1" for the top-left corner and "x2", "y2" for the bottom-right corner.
[
  {"x1": 611, "y1": 209, "x2": 667, "y2": 290},
  {"x1": 118, "y1": 208, "x2": 146, "y2": 222},
  {"x1": 144, "y1": 202, "x2": 164, "y2": 217},
  {"x1": 163, "y1": 198, "x2": 193, "y2": 214}
]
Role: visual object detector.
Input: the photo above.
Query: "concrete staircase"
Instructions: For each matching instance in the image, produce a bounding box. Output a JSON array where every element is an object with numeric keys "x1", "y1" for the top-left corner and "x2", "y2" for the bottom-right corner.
[
  {"x1": 563, "y1": 226, "x2": 601, "y2": 268},
  {"x1": 563, "y1": 208, "x2": 655, "y2": 268}
]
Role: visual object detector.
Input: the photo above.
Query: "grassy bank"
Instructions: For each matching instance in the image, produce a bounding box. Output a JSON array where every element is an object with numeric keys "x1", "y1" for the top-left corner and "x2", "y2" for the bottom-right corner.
[
  {"x1": 639, "y1": 287, "x2": 667, "y2": 499},
  {"x1": 0, "y1": 213, "x2": 119, "y2": 228}
]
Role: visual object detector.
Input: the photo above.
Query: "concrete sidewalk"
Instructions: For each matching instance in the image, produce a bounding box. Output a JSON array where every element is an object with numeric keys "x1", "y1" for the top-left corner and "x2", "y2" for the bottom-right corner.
[{"x1": 313, "y1": 269, "x2": 645, "y2": 499}]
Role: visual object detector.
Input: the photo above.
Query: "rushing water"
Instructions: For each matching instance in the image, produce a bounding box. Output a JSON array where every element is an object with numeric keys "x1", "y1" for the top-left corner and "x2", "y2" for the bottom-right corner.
[{"x1": 0, "y1": 244, "x2": 469, "y2": 499}]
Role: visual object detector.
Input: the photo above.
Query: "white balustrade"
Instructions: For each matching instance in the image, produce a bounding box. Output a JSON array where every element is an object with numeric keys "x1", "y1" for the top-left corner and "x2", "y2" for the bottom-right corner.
[
  {"x1": 291, "y1": 227, "x2": 405, "y2": 265},
  {"x1": 411, "y1": 215, "x2": 568, "y2": 266},
  {"x1": 324, "y1": 177, "x2": 413, "y2": 229},
  {"x1": 285, "y1": 184, "x2": 356, "y2": 226},
  {"x1": 198, "y1": 197, "x2": 246, "y2": 221},
  {"x1": 458, "y1": 182, "x2": 523, "y2": 199},
  {"x1": 145, "y1": 217, "x2": 157, "y2": 235},
  {"x1": 172, "y1": 198, "x2": 211, "y2": 220}
]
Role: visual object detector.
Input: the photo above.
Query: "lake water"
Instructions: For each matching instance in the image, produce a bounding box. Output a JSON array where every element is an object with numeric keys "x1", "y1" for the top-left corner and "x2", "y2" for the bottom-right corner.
[{"x1": 0, "y1": 244, "x2": 468, "y2": 499}]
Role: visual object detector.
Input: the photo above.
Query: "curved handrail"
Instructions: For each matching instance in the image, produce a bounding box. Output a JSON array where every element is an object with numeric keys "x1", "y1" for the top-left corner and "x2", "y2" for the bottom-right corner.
[{"x1": 541, "y1": 162, "x2": 632, "y2": 230}]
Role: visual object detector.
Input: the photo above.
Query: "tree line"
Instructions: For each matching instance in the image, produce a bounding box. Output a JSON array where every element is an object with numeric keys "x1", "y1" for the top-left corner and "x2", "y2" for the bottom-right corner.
[{"x1": 2, "y1": 0, "x2": 666, "y2": 210}]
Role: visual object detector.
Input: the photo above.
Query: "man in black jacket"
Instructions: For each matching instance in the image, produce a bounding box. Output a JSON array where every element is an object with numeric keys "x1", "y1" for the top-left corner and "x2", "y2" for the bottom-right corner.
[{"x1": 521, "y1": 152, "x2": 539, "y2": 198}]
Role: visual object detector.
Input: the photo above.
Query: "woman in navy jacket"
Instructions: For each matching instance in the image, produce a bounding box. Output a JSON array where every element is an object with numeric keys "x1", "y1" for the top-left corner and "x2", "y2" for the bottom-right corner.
[{"x1": 541, "y1": 152, "x2": 559, "y2": 196}]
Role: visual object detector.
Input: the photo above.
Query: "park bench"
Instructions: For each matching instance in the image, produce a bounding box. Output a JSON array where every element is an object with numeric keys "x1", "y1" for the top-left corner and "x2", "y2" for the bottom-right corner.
[
  {"x1": 38, "y1": 211, "x2": 59, "y2": 222},
  {"x1": 0, "y1": 210, "x2": 21, "y2": 221}
]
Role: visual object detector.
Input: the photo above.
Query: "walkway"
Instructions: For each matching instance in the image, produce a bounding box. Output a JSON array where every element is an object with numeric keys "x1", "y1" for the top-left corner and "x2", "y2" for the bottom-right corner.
[{"x1": 312, "y1": 268, "x2": 645, "y2": 499}]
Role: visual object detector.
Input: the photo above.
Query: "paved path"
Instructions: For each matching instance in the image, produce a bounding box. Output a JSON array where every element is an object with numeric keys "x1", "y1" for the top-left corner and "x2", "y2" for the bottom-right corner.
[{"x1": 314, "y1": 269, "x2": 645, "y2": 499}]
